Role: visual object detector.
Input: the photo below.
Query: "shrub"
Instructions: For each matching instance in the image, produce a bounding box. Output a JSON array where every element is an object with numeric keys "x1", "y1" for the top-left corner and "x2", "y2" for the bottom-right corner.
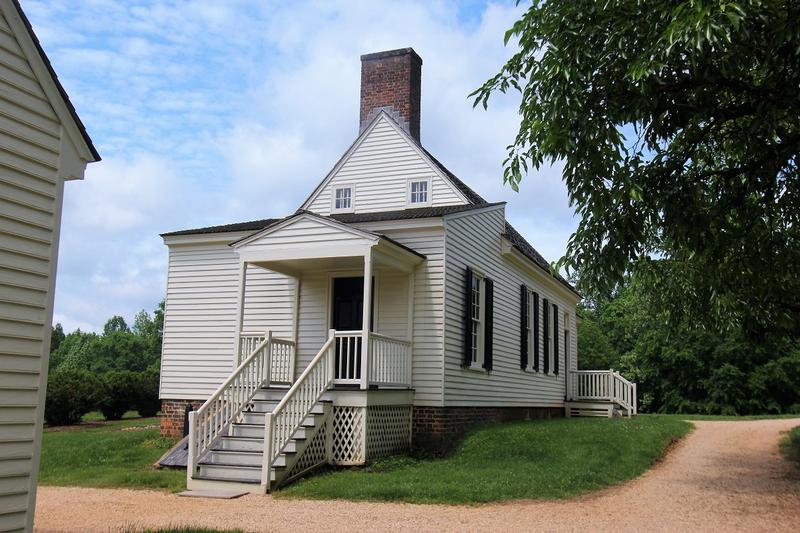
[
  {"x1": 45, "y1": 368, "x2": 100, "y2": 426},
  {"x1": 97, "y1": 371, "x2": 140, "y2": 420},
  {"x1": 134, "y1": 368, "x2": 161, "y2": 417}
]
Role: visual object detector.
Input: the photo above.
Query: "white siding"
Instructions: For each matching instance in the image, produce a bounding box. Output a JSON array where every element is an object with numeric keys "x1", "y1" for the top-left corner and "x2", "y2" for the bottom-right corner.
[
  {"x1": 443, "y1": 208, "x2": 579, "y2": 407},
  {"x1": 160, "y1": 239, "x2": 294, "y2": 399},
  {"x1": 305, "y1": 115, "x2": 466, "y2": 215},
  {"x1": 354, "y1": 223, "x2": 445, "y2": 406},
  {"x1": 0, "y1": 10, "x2": 72, "y2": 532}
]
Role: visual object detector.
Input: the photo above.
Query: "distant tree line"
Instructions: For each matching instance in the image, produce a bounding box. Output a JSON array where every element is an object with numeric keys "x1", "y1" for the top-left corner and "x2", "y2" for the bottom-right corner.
[
  {"x1": 45, "y1": 301, "x2": 164, "y2": 426},
  {"x1": 578, "y1": 272, "x2": 800, "y2": 416}
]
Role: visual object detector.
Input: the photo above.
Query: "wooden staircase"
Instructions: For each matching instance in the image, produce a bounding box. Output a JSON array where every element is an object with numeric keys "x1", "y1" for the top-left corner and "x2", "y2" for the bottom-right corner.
[
  {"x1": 189, "y1": 386, "x2": 331, "y2": 492},
  {"x1": 566, "y1": 370, "x2": 638, "y2": 418}
]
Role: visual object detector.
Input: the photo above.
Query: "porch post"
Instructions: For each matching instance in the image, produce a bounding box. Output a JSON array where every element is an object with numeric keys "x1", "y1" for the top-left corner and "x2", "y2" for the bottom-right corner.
[
  {"x1": 233, "y1": 261, "x2": 248, "y2": 366},
  {"x1": 360, "y1": 248, "x2": 373, "y2": 390},
  {"x1": 291, "y1": 278, "x2": 301, "y2": 381},
  {"x1": 406, "y1": 268, "x2": 415, "y2": 386}
]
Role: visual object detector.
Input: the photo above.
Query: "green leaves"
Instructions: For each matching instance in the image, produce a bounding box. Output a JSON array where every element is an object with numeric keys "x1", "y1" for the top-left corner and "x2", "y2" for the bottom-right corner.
[{"x1": 475, "y1": 0, "x2": 800, "y2": 335}]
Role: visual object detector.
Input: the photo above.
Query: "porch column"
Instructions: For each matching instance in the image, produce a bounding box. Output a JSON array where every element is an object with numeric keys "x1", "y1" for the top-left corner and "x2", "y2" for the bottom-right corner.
[
  {"x1": 291, "y1": 278, "x2": 301, "y2": 381},
  {"x1": 360, "y1": 248, "x2": 373, "y2": 390},
  {"x1": 233, "y1": 261, "x2": 248, "y2": 366}
]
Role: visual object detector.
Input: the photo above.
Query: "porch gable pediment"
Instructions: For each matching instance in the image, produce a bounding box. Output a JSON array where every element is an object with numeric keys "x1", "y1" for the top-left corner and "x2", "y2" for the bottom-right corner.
[{"x1": 232, "y1": 213, "x2": 379, "y2": 264}]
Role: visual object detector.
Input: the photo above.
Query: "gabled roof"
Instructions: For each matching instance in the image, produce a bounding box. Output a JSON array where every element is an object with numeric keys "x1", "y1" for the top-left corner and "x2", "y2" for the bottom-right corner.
[
  {"x1": 161, "y1": 203, "x2": 502, "y2": 238},
  {"x1": 299, "y1": 110, "x2": 486, "y2": 210},
  {"x1": 8, "y1": 1, "x2": 100, "y2": 161},
  {"x1": 502, "y1": 221, "x2": 579, "y2": 296},
  {"x1": 161, "y1": 218, "x2": 282, "y2": 237}
]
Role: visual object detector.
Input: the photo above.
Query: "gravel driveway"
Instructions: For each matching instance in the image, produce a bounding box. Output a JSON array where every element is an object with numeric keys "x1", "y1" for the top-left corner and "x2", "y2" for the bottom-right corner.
[{"x1": 34, "y1": 418, "x2": 800, "y2": 533}]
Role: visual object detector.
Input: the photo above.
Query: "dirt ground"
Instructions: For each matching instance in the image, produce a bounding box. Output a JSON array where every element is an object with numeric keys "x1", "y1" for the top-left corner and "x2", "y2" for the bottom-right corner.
[{"x1": 34, "y1": 417, "x2": 800, "y2": 533}]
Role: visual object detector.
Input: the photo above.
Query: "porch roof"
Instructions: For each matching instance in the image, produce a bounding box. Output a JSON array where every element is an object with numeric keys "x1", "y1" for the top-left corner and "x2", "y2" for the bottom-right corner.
[{"x1": 229, "y1": 212, "x2": 425, "y2": 276}]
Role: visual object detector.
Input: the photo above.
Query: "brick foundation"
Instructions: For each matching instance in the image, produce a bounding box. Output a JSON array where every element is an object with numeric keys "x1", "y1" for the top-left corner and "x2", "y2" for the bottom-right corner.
[
  {"x1": 412, "y1": 406, "x2": 564, "y2": 453},
  {"x1": 160, "y1": 399, "x2": 203, "y2": 438}
]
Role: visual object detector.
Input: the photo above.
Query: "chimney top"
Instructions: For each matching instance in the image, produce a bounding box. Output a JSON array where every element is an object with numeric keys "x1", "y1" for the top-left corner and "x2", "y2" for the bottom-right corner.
[{"x1": 360, "y1": 47, "x2": 422, "y2": 142}]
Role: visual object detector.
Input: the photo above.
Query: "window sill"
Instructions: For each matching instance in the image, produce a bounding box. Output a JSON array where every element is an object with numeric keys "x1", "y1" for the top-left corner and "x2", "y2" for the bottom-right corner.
[{"x1": 466, "y1": 364, "x2": 486, "y2": 373}]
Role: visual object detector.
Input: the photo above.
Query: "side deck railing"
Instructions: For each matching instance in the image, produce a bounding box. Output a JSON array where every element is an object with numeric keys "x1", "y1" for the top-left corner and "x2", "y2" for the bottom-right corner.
[{"x1": 570, "y1": 369, "x2": 637, "y2": 416}]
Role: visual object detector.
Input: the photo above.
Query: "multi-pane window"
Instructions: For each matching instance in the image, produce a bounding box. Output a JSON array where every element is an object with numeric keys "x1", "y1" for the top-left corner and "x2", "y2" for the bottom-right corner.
[
  {"x1": 470, "y1": 271, "x2": 483, "y2": 365},
  {"x1": 548, "y1": 303, "x2": 556, "y2": 373},
  {"x1": 333, "y1": 186, "x2": 352, "y2": 211},
  {"x1": 409, "y1": 179, "x2": 430, "y2": 205},
  {"x1": 525, "y1": 290, "x2": 533, "y2": 365}
]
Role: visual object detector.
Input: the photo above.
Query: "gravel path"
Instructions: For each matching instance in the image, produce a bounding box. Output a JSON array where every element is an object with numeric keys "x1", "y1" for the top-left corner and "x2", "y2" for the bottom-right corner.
[{"x1": 35, "y1": 418, "x2": 800, "y2": 533}]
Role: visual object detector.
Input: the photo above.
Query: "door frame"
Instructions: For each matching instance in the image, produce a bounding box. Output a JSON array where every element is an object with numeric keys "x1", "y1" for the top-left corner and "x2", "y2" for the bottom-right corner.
[{"x1": 327, "y1": 270, "x2": 379, "y2": 332}]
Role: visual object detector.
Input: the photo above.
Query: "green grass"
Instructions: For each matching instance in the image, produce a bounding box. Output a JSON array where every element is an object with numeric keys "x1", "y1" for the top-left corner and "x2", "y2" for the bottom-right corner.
[
  {"x1": 278, "y1": 416, "x2": 691, "y2": 504},
  {"x1": 81, "y1": 410, "x2": 142, "y2": 422},
  {"x1": 39, "y1": 417, "x2": 186, "y2": 491},
  {"x1": 781, "y1": 425, "x2": 800, "y2": 465}
]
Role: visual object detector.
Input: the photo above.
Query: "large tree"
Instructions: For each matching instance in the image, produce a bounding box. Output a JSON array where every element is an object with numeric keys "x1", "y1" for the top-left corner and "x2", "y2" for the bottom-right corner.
[{"x1": 473, "y1": 1, "x2": 800, "y2": 334}]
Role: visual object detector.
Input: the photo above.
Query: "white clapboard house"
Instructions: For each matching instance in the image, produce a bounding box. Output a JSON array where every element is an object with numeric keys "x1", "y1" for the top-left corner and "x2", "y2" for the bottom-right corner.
[
  {"x1": 159, "y1": 48, "x2": 636, "y2": 493},
  {"x1": 0, "y1": 1, "x2": 99, "y2": 530}
]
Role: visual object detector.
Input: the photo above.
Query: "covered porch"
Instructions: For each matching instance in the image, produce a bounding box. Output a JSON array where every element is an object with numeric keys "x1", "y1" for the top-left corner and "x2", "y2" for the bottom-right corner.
[{"x1": 231, "y1": 212, "x2": 425, "y2": 391}]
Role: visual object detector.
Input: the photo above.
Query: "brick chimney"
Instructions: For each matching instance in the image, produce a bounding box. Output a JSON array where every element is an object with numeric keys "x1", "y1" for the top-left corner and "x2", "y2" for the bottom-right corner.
[{"x1": 359, "y1": 48, "x2": 422, "y2": 142}]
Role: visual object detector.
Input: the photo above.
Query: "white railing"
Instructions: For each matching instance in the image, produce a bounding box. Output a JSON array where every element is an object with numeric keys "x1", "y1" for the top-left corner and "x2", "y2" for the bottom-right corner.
[
  {"x1": 263, "y1": 333, "x2": 336, "y2": 490},
  {"x1": 333, "y1": 330, "x2": 364, "y2": 385},
  {"x1": 369, "y1": 333, "x2": 411, "y2": 387},
  {"x1": 188, "y1": 332, "x2": 274, "y2": 479},
  {"x1": 238, "y1": 332, "x2": 266, "y2": 365},
  {"x1": 270, "y1": 338, "x2": 295, "y2": 384},
  {"x1": 571, "y1": 369, "x2": 637, "y2": 416}
]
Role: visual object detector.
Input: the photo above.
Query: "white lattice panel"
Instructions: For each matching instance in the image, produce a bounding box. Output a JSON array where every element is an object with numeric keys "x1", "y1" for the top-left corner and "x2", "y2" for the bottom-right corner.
[
  {"x1": 365, "y1": 406, "x2": 411, "y2": 459},
  {"x1": 331, "y1": 406, "x2": 365, "y2": 465},
  {"x1": 286, "y1": 416, "x2": 329, "y2": 481}
]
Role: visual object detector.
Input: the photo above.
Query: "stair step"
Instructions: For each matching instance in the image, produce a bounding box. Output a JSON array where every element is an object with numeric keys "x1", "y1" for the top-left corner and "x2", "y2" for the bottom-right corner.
[
  {"x1": 216, "y1": 436, "x2": 298, "y2": 453},
  {"x1": 196, "y1": 464, "x2": 261, "y2": 483},
  {"x1": 245, "y1": 399, "x2": 279, "y2": 413},
  {"x1": 204, "y1": 450, "x2": 262, "y2": 467},
  {"x1": 239, "y1": 410, "x2": 322, "y2": 426}
]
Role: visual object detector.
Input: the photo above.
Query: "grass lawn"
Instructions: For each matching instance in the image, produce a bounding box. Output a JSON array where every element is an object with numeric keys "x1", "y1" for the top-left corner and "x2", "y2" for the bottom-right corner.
[
  {"x1": 277, "y1": 415, "x2": 691, "y2": 504},
  {"x1": 39, "y1": 417, "x2": 185, "y2": 491},
  {"x1": 81, "y1": 410, "x2": 142, "y2": 422},
  {"x1": 781, "y1": 425, "x2": 800, "y2": 465}
]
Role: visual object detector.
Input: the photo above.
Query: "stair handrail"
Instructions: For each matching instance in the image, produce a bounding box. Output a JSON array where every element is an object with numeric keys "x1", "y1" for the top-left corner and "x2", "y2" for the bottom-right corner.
[
  {"x1": 611, "y1": 371, "x2": 635, "y2": 416},
  {"x1": 262, "y1": 332, "x2": 336, "y2": 490},
  {"x1": 187, "y1": 331, "x2": 273, "y2": 479}
]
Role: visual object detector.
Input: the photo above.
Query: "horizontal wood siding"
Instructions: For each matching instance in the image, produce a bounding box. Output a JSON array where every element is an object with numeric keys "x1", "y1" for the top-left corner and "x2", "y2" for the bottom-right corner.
[
  {"x1": 443, "y1": 208, "x2": 578, "y2": 407},
  {"x1": 354, "y1": 223, "x2": 445, "y2": 406},
  {"x1": 160, "y1": 240, "x2": 294, "y2": 399},
  {"x1": 0, "y1": 12, "x2": 61, "y2": 532},
  {"x1": 306, "y1": 116, "x2": 466, "y2": 215}
]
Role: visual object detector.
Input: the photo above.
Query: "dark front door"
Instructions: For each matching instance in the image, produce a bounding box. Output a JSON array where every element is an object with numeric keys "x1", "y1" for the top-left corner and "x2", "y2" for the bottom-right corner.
[{"x1": 332, "y1": 277, "x2": 373, "y2": 381}]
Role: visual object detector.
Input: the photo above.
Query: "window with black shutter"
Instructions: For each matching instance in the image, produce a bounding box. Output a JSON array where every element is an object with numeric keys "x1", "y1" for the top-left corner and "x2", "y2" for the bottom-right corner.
[
  {"x1": 519, "y1": 284, "x2": 528, "y2": 369},
  {"x1": 543, "y1": 298, "x2": 550, "y2": 374},
  {"x1": 533, "y1": 291, "x2": 540, "y2": 372},
  {"x1": 553, "y1": 303, "x2": 559, "y2": 375},
  {"x1": 462, "y1": 266, "x2": 473, "y2": 367},
  {"x1": 483, "y1": 278, "x2": 493, "y2": 372},
  {"x1": 463, "y1": 267, "x2": 487, "y2": 370}
]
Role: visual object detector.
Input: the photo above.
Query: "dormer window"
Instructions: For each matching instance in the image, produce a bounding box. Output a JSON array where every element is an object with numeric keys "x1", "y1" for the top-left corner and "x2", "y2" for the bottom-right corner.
[
  {"x1": 332, "y1": 184, "x2": 354, "y2": 212},
  {"x1": 408, "y1": 178, "x2": 431, "y2": 206}
]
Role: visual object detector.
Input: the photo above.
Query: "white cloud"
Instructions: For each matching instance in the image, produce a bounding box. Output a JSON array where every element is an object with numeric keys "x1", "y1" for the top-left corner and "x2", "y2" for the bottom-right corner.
[{"x1": 28, "y1": 0, "x2": 579, "y2": 332}]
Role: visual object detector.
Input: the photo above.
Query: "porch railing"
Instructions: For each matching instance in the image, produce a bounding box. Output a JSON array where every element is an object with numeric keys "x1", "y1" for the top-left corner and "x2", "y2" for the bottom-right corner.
[
  {"x1": 333, "y1": 330, "x2": 363, "y2": 385},
  {"x1": 369, "y1": 333, "x2": 412, "y2": 387},
  {"x1": 238, "y1": 332, "x2": 295, "y2": 383},
  {"x1": 570, "y1": 369, "x2": 637, "y2": 416},
  {"x1": 188, "y1": 332, "x2": 274, "y2": 479}
]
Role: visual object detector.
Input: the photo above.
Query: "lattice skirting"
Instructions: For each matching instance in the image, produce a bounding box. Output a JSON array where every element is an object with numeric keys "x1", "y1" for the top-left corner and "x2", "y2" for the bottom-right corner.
[
  {"x1": 366, "y1": 405, "x2": 412, "y2": 459},
  {"x1": 330, "y1": 405, "x2": 411, "y2": 465},
  {"x1": 285, "y1": 416, "x2": 329, "y2": 481}
]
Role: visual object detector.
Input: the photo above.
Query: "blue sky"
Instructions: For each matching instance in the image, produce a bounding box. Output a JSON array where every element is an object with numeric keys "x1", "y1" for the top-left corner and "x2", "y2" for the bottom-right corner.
[{"x1": 24, "y1": 0, "x2": 577, "y2": 332}]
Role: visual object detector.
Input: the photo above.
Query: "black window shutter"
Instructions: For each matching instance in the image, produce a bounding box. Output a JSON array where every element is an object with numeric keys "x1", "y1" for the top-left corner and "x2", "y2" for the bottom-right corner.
[
  {"x1": 483, "y1": 277, "x2": 494, "y2": 372},
  {"x1": 519, "y1": 285, "x2": 528, "y2": 369},
  {"x1": 553, "y1": 303, "x2": 559, "y2": 374},
  {"x1": 462, "y1": 266, "x2": 473, "y2": 367},
  {"x1": 533, "y1": 292, "x2": 540, "y2": 372},
  {"x1": 543, "y1": 298, "x2": 550, "y2": 374}
]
